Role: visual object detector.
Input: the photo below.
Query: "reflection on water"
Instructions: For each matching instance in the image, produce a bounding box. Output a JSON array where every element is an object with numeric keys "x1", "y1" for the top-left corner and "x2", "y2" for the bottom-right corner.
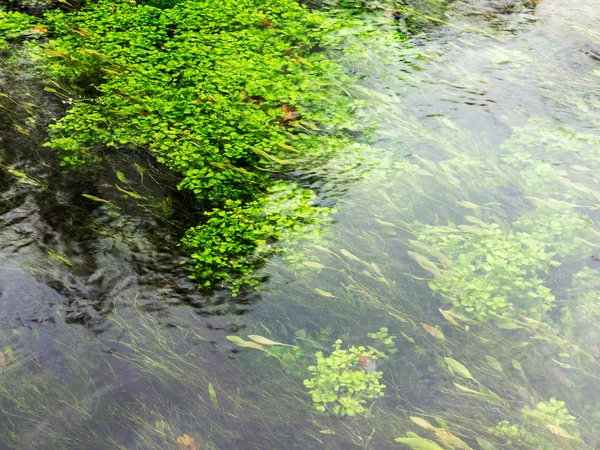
[{"x1": 1, "y1": 0, "x2": 600, "y2": 448}]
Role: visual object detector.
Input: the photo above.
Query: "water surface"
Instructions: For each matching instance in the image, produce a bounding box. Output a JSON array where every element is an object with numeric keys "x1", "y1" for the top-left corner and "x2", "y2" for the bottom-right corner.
[{"x1": 1, "y1": 0, "x2": 600, "y2": 448}]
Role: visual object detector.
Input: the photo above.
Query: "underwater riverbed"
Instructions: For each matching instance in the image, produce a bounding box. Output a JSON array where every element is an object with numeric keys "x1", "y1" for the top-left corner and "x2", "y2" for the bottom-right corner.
[{"x1": 1, "y1": 0, "x2": 600, "y2": 448}]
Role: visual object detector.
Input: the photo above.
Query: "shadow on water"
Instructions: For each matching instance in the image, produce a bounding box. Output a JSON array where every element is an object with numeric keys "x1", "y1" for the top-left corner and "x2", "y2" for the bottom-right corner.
[
  {"x1": 0, "y1": 57, "x2": 264, "y2": 449},
  {"x1": 0, "y1": 64, "x2": 244, "y2": 331}
]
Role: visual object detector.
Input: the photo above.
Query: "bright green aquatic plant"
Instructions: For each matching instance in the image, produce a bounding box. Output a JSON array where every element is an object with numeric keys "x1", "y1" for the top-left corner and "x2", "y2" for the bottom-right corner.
[
  {"x1": 0, "y1": 10, "x2": 35, "y2": 52},
  {"x1": 367, "y1": 327, "x2": 398, "y2": 355},
  {"x1": 36, "y1": 0, "x2": 364, "y2": 291},
  {"x1": 490, "y1": 398, "x2": 581, "y2": 449},
  {"x1": 524, "y1": 398, "x2": 579, "y2": 433},
  {"x1": 560, "y1": 267, "x2": 600, "y2": 346},
  {"x1": 413, "y1": 219, "x2": 555, "y2": 320},
  {"x1": 410, "y1": 207, "x2": 587, "y2": 321},
  {"x1": 303, "y1": 338, "x2": 385, "y2": 417},
  {"x1": 502, "y1": 118, "x2": 600, "y2": 170},
  {"x1": 181, "y1": 182, "x2": 334, "y2": 294},
  {"x1": 40, "y1": 0, "x2": 357, "y2": 174}
]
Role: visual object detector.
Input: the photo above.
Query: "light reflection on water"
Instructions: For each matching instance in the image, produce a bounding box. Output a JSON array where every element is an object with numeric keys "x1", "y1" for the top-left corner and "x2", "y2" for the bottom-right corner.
[{"x1": 1, "y1": 0, "x2": 600, "y2": 448}]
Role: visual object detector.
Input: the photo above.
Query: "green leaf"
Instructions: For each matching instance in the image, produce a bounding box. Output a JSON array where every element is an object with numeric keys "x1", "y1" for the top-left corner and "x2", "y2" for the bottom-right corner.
[
  {"x1": 421, "y1": 323, "x2": 445, "y2": 340},
  {"x1": 439, "y1": 309, "x2": 459, "y2": 326},
  {"x1": 401, "y1": 331, "x2": 416, "y2": 343},
  {"x1": 552, "y1": 359, "x2": 573, "y2": 369},
  {"x1": 208, "y1": 382, "x2": 219, "y2": 408},
  {"x1": 444, "y1": 358, "x2": 475, "y2": 380},
  {"x1": 82, "y1": 194, "x2": 109, "y2": 203},
  {"x1": 484, "y1": 355, "x2": 503, "y2": 373},
  {"x1": 303, "y1": 261, "x2": 325, "y2": 269},
  {"x1": 247, "y1": 335, "x2": 293, "y2": 347},
  {"x1": 340, "y1": 249, "x2": 362, "y2": 262},
  {"x1": 512, "y1": 359, "x2": 525, "y2": 375},
  {"x1": 315, "y1": 288, "x2": 335, "y2": 298},
  {"x1": 395, "y1": 434, "x2": 445, "y2": 449},
  {"x1": 115, "y1": 184, "x2": 146, "y2": 200},
  {"x1": 445, "y1": 310, "x2": 478, "y2": 324},
  {"x1": 476, "y1": 438, "x2": 499, "y2": 450},
  {"x1": 545, "y1": 424, "x2": 579, "y2": 440},
  {"x1": 375, "y1": 218, "x2": 397, "y2": 227},
  {"x1": 252, "y1": 147, "x2": 295, "y2": 165},
  {"x1": 453, "y1": 383, "x2": 503, "y2": 405},
  {"x1": 410, "y1": 417, "x2": 435, "y2": 430},
  {"x1": 47, "y1": 250, "x2": 74, "y2": 268},
  {"x1": 457, "y1": 201, "x2": 479, "y2": 209},
  {"x1": 226, "y1": 336, "x2": 266, "y2": 351}
]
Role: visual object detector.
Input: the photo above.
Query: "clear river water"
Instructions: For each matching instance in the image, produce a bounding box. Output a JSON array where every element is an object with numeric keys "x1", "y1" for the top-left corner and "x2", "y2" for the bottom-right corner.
[{"x1": 1, "y1": 0, "x2": 600, "y2": 448}]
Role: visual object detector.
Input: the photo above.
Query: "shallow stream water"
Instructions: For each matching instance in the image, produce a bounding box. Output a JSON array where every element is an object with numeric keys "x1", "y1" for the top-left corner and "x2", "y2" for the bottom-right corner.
[{"x1": 1, "y1": 0, "x2": 600, "y2": 448}]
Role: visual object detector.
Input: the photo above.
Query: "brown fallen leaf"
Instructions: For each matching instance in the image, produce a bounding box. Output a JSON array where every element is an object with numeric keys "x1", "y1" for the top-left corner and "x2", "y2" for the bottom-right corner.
[
  {"x1": 384, "y1": 10, "x2": 402, "y2": 18},
  {"x1": 279, "y1": 104, "x2": 301, "y2": 124},
  {"x1": 0, "y1": 352, "x2": 5, "y2": 367},
  {"x1": 70, "y1": 26, "x2": 91, "y2": 37},
  {"x1": 358, "y1": 355, "x2": 376, "y2": 374},
  {"x1": 30, "y1": 25, "x2": 48, "y2": 34},
  {"x1": 176, "y1": 434, "x2": 197, "y2": 450},
  {"x1": 242, "y1": 94, "x2": 265, "y2": 104},
  {"x1": 421, "y1": 323, "x2": 445, "y2": 340}
]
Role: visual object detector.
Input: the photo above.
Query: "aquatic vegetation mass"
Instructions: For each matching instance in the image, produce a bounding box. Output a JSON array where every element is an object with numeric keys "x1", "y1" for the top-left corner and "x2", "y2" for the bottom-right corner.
[{"x1": 38, "y1": 0, "x2": 362, "y2": 292}]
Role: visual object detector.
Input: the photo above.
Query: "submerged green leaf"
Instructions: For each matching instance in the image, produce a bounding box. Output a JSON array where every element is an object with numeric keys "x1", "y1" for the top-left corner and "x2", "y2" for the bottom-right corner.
[
  {"x1": 81, "y1": 194, "x2": 109, "y2": 203},
  {"x1": 552, "y1": 359, "x2": 573, "y2": 369},
  {"x1": 315, "y1": 288, "x2": 335, "y2": 298},
  {"x1": 421, "y1": 323, "x2": 445, "y2": 340},
  {"x1": 115, "y1": 184, "x2": 147, "y2": 200},
  {"x1": 444, "y1": 358, "x2": 475, "y2": 380},
  {"x1": 545, "y1": 424, "x2": 578, "y2": 440},
  {"x1": 484, "y1": 355, "x2": 503, "y2": 373},
  {"x1": 208, "y1": 382, "x2": 219, "y2": 408},
  {"x1": 247, "y1": 335, "x2": 293, "y2": 347},
  {"x1": 457, "y1": 201, "x2": 479, "y2": 209},
  {"x1": 395, "y1": 433, "x2": 445, "y2": 450},
  {"x1": 439, "y1": 309, "x2": 459, "y2": 326},
  {"x1": 410, "y1": 417, "x2": 436, "y2": 430},
  {"x1": 303, "y1": 261, "x2": 325, "y2": 270},
  {"x1": 476, "y1": 438, "x2": 499, "y2": 450},
  {"x1": 47, "y1": 250, "x2": 74, "y2": 268},
  {"x1": 226, "y1": 336, "x2": 266, "y2": 351}
]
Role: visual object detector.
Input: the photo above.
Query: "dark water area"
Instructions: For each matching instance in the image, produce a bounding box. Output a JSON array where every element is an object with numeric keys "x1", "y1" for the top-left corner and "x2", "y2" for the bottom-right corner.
[
  {"x1": 0, "y1": 68, "x2": 224, "y2": 341},
  {"x1": 1, "y1": 0, "x2": 600, "y2": 448}
]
